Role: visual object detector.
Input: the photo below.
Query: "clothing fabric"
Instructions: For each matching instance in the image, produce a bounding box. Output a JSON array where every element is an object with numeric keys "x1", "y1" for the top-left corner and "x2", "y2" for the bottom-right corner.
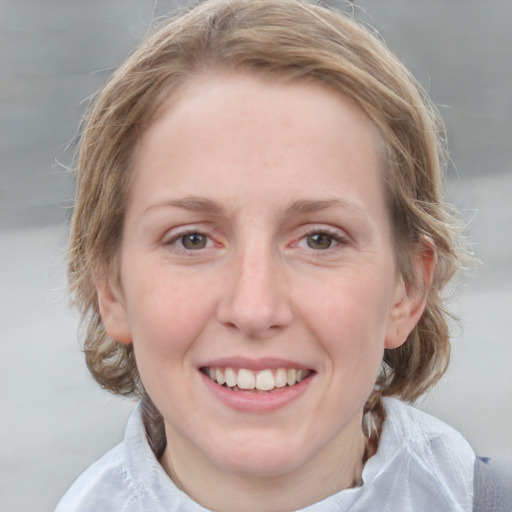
[
  {"x1": 473, "y1": 457, "x2": 512, "y2": 512},
  {"x1": 56, "y1": 398, "x2": 476, "y2": 511}
]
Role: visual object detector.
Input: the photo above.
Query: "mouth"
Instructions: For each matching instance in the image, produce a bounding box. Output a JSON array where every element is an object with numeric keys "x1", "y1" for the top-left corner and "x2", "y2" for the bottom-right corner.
[{"x1": 200, "y1": 366, "x2": 313, "y2": 393}]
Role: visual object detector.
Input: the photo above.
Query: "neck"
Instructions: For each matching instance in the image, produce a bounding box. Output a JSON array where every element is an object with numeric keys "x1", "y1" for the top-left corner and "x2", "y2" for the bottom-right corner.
[{"x1": 160, "y1": 417, "x2": 366, "y2": 512}]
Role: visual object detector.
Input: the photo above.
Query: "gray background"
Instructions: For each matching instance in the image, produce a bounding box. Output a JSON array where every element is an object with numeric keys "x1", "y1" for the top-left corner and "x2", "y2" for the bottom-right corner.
[{"x1": 1, "y1": 1, "x2": 511, "y2": 510}]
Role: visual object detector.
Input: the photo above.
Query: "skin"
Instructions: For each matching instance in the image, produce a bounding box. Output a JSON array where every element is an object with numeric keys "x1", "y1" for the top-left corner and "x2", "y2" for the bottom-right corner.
[{"x1": 97, "y1": 72, "x2": 432, "y2": 511}]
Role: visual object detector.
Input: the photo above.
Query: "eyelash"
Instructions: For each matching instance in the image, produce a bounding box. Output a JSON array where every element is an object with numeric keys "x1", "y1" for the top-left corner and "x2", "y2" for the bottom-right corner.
[
  {"x1": 161, "y1": 226, "x2": 349, "y2": 255},
  {"x1": 295, "y1": 227, "x2": 349, "y2": 252},
  {"x1": 162, "y1": 227, "x2": 217, "y2": 253}
]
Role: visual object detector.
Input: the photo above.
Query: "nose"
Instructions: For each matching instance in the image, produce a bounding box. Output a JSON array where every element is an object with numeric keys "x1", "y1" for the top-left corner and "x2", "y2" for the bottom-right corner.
[{"x1": 216, "y1": 247, "x2": 293, "y2": 339}]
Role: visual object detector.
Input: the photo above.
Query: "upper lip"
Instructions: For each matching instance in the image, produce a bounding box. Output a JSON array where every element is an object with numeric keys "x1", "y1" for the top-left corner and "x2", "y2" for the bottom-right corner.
[{"x1": 199, "y1": 357, "x2": 312, "y2": 371}]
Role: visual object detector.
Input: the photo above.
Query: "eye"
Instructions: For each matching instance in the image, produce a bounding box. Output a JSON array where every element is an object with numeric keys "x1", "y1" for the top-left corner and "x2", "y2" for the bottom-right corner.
[
  {"x1": 178, "y1": 232, "x2": 211, "y2": 250},
  {"x1": 295, "y1": 228, "x2": 348, "y2": 252},
  {"x1": 305, "y1": 232, "x2": 338, "y2": 250},
  {"x1": 163, "y1": 228, "x2": 216, "y2": 252}
]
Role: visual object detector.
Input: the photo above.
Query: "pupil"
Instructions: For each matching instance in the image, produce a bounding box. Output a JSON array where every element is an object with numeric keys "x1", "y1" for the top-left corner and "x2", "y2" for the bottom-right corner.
[
  {"x1": 307, "y1": 233, "x2": 332, "y2": 250},
  {"x1": 182, "y1": 233, "x2": 207, "y2": 250}
]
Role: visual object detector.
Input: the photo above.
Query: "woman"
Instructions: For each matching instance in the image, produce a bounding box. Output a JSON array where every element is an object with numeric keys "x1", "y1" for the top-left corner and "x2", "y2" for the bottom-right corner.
[{"x1": 58, "y1": 1, "x2": 484, "y2": 510}]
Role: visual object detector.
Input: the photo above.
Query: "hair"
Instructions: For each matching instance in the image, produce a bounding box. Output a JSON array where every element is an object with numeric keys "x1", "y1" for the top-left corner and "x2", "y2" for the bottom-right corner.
[{"x1": 68, "y1": 0, "x2": 466, "y2": 414}]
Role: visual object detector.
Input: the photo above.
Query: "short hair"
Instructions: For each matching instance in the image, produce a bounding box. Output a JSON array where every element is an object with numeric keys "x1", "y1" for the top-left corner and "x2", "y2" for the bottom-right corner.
[{"x1": 68, "y1": 0, "x2": 466, "y2": 405}]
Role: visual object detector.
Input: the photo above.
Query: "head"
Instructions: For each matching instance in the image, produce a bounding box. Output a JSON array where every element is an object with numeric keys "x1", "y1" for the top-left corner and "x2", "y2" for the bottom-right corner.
[{"x1": 69, "y1": 0, "x2": 463, "y2": 415}]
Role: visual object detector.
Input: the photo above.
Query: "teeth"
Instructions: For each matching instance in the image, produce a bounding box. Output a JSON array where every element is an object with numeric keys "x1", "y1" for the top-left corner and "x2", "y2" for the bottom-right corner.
[
  {"x1": 255, "y1": 369, "x2": 275, "y2": 391},
  {"x1": 215, "y1": 368, "x2": 225, "y2": 386},
  {"x1": 206, "y1": 367, "x2": 309, "y2": 391},
  {"x1": 237, "y1": 369, "x2": 255, "y2": 390},
  {"x1": 275, "y1": 368, "x2": 287, "y2": 388},
  {"x1": 225, "y1": 367, "x2": 237, "y2": 387}
]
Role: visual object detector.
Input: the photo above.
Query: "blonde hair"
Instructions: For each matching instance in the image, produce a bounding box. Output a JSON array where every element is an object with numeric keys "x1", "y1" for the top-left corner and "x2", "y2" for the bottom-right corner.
[{"x1": 69, "y1": 0, "x2": 465, "y2": 405}]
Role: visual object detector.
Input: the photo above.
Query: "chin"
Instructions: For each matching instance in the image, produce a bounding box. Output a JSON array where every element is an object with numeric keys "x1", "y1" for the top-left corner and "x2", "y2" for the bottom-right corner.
[{"x1": 209, "y1": 433, "x2": 311, "y2": 478}]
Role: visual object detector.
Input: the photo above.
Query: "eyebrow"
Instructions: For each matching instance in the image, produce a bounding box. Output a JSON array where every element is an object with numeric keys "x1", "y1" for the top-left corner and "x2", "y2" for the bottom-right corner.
[
  {"x1": 143, "y1": 196, "x2": 367, "y2": 219},
  {"x1": 286, "y1": 198, "x2": 368, "y2": 218},
  {"x1": 144, "y1": 197, "x2": 223, "y2": 215}
]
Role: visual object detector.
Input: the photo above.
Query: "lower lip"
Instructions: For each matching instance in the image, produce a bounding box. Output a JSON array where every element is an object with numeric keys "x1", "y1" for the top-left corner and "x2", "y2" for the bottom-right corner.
[{"x1": 200, "y1": 371, "x2": 313, "y2": 413}]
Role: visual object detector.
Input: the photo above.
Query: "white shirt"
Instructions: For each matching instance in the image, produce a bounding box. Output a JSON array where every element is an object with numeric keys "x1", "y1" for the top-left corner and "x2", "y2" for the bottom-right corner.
[{"x1": 56, "y1": 397, "x2": 475, "y2": 511}]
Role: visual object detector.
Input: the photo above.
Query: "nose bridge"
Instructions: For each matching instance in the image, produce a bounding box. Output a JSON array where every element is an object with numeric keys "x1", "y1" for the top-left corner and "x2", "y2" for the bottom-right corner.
[
  {"x1": 237, "y1": 244, "x2": 276, "y2": 305},
  {"x1": 218, "y1": 235, "x2": 293, "y2": 337}
]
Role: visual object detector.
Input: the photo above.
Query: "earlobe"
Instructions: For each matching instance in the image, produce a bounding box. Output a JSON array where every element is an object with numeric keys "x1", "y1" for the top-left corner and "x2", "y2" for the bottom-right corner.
[
  {"x1": 385, "y1": 240, "x2": 436, "y2": 349},
  {"x1": 96, "y1": 274, "x2": 133, "y2": 345}
]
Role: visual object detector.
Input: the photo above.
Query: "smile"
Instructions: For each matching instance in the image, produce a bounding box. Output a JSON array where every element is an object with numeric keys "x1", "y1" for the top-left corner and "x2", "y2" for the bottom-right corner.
[{"x1": 201, "y1": 367, "x2": 312, "y2": 392}]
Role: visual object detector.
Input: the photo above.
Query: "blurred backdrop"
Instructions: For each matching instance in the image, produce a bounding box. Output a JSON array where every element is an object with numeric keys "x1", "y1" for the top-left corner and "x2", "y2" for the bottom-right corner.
[{"x1": 1, "y1": 1, "x2": 511, "y2": 510}]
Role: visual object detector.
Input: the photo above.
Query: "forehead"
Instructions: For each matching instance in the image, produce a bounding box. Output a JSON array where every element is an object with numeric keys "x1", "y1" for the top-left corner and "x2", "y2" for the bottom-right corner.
[{"x1": 129, "y1": 72, "x2": 387, "y2": 219}]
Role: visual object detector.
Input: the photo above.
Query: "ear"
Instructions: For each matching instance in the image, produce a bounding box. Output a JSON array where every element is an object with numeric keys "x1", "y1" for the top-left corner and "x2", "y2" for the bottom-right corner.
[
  {"x1": 385, "y1": 239, "x2": 436, "y2": 349},
  {"x1": 95, "y1": 273, "x2": 133, "y2": 345}
]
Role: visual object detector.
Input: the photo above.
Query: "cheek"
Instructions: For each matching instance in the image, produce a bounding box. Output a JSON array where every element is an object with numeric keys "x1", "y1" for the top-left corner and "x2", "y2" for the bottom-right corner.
[
  {"x1": 297, "y1": 270, "x2": 393, "y2": 362},
  {"x1": 123, "y1": 265, "x2": 217, "y2": 357}
]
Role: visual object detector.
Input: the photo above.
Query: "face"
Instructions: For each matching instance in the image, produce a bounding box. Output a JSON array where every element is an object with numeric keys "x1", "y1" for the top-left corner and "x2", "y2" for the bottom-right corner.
[{"x1": 99, "y1": 73, "x2": 424, "y2": 490}]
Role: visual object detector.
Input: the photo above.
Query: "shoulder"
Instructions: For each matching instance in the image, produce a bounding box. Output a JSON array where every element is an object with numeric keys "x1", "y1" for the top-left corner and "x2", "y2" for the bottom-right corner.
[
  {"x1": 367, "y1": 398, "x2": 476, "y2": 510},
  {"x1": 55, "y1": 404, "x2": 150, "y2": 511},
  {"x1": 56, "y1": 403, "x2": 208, "y2": 512},
  {"x1": 382, "y1": 397, "x2": 476, "y2": 472},
  {"x1": 382, "y1": 397, "x2": 475, "y2": 456},
  {"x1": 473, "y1": 457, "x2": 512, "y2": 512},
  {"x1": 383, "y1": 397, "x2": 475, "y2": 452},
  {"x1": 55, "y1": 430, "x2": 143, "y2": 512},
  {"x1": 55, "y1": 438, "x2": 141, "y2": 512}
]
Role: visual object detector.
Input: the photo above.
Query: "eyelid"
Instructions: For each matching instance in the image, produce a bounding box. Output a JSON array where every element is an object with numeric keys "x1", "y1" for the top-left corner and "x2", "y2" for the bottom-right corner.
[
  {"x1": 292, "y1": 224, "x2": 350, "y2": 252},
  {"x1": 160, "y1": 223, "x2": 349, "y2": 251},
  {"x1": 161, "y1": 224, "x2": 218, "y2": 250},
  {"x1": 297, "y1": 224, "x2": 349, "y2": 241}
]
